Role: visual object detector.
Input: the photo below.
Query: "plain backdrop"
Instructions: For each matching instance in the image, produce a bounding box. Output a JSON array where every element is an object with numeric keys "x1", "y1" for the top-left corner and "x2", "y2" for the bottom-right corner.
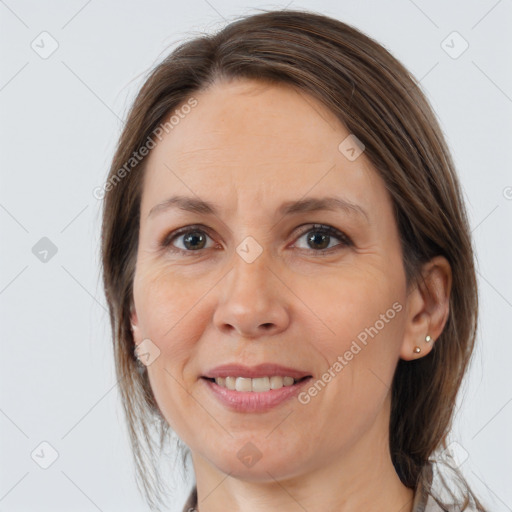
[{"x1": 1, "y1": 1, "x2": 511, "y2": 511}]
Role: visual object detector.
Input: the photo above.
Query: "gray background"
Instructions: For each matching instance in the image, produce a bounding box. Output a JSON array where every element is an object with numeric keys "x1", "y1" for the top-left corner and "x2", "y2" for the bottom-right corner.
[{"x1": 1, "y1": 0, "x2": 511, "y2": 510}]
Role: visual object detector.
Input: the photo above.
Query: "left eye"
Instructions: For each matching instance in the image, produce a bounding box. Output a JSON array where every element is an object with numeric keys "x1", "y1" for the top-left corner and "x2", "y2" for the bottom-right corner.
[
  {"x1": 161, "y1": 226, "x2": 215, "y2": 252},
  {"x1": 292, "y1": 224, "x2": 352, "y2": 253},
  {"x1": 160, "y1": 224, "x2": 352, "y2": 255}
]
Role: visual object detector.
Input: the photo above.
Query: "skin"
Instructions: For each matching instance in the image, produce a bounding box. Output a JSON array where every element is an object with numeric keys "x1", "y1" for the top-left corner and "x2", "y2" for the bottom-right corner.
[{"x1": 130, "y1": 78, "x2": 452, "y2": 512}]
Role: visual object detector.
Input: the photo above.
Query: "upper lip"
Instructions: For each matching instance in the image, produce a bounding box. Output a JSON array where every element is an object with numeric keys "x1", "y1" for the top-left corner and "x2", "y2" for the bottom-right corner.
[{"x1": 202, "y1": 363, "x2": 312, "y2": 380}]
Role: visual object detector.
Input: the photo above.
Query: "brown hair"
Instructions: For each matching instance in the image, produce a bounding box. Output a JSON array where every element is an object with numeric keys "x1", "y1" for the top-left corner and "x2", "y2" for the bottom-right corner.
[{"x1": 100, "y1": 8, "x2": 485, "y2": 511}]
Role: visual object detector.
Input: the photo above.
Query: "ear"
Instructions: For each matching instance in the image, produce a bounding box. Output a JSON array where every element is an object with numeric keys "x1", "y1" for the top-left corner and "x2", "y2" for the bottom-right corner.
[
  {"x1": 399, "y1": 255, "x2": 452, "y2": 361},
  {"x1": 130, "y1": 303, "x2": 140, "y2": 343}
]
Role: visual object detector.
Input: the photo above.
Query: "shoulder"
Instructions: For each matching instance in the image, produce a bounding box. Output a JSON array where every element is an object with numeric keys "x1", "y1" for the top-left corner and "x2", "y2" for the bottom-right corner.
[
  {"x1": 182, "y1": 485, "x2": 197, "y2": 512},
  {"x1": 413, "y1": 461, "x2": 443, "y2": 512},
  {"x1": 413, "y1": 460, "x2": 485, "y2": 512}
]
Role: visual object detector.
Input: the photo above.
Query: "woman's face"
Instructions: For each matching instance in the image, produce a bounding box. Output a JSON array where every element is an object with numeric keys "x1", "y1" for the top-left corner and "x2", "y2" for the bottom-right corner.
[{"x1": 131, "y1": 78, "x2": 416, "y2": 480}]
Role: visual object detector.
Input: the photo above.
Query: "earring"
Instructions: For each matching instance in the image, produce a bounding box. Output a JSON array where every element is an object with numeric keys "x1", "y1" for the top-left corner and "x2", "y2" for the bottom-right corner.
[
  {"x1": 134, "y1": 344, "x2": 146, "y2": 369},
  {"x1": 413, "y1": 334, "x2": 433, "y2": 354}
]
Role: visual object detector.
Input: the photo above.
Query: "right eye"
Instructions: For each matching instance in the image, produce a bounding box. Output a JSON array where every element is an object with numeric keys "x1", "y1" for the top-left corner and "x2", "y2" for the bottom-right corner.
[{"x1": 160, "y1": 225, "x2": 217, "y2": 254}]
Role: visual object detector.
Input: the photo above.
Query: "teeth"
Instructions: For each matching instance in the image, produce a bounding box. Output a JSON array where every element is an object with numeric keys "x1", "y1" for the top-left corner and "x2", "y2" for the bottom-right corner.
[
  {"x1": 235, "y1": 377, "x2": 252, "y2": 392},
  {"x1": 213, "y1": 375, "x2": 298, "y2": 392}
]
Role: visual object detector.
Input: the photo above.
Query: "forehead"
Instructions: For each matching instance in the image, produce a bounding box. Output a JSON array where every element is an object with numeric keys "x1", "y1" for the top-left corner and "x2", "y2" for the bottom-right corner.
[
  {"x1": 140, "y1": 78, "x2": 386, "y2": 220},
  {"x1": 152, "y1": 79, "x2": 349, "y2": 167}
]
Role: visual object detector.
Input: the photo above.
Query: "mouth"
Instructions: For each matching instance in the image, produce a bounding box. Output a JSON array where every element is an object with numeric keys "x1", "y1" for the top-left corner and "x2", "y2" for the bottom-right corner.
[
  {"x1": 200, "y1": 363, "x2": 313, "y2": 411},
  {"x1": 201, "y1": 373, "x2": 313, "y2": 412},
  {"x1": 201, "y1": 375, "x2": 311, "y2": 392}
]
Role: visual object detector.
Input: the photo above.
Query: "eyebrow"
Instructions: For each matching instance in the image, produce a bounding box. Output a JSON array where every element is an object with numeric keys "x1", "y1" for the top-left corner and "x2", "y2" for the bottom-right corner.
[{"x1": 147, "y1": 194, "x2": 369, "y2": 223}]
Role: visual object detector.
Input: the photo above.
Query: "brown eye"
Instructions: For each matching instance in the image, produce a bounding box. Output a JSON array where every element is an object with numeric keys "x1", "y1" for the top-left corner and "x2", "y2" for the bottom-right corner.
[
  {"x1": 160, "y1": 225, "x2": 215, "y2": 254},
  {"x1": 179, "y1": 231, "x2": 208, "y2": 251},
  {"x1": 293, "y1": 224, "x2": 352, "y2": 254}
]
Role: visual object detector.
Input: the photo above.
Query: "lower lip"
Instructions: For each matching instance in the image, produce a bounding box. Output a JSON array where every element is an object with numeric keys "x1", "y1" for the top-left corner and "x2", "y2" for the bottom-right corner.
[{"x1": 202, "y1": 377, "x2": 312, "y2": 413}]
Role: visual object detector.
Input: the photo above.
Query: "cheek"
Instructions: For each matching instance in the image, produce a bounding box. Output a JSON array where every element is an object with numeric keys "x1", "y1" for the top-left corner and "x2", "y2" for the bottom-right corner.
[
  {"x1": 135, "y1": 266, "x2": 205, "y2": 433},
  {"x1": 305, "y1": 267, "x2": 401, "y2": 340},
  {"x1": 309, "y1": 271, "x2": 404, "y2": 389},
  {"x1": 134, "y1": 261, "x2": 205, "y2": 339},
  {"x1": 304, "y1": 291, "x2": 403, "y2": 444}
]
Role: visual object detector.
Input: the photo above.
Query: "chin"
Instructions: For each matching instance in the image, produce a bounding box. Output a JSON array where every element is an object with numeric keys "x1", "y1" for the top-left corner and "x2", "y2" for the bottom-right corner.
[{"x1": 203, "y1": 445, "x2": 306, "y2": 483}]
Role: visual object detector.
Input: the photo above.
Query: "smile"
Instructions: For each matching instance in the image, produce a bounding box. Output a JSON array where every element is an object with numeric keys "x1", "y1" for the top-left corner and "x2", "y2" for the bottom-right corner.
[{"x1": 201, "y1": 376, "x2": 312, "y2": 412}]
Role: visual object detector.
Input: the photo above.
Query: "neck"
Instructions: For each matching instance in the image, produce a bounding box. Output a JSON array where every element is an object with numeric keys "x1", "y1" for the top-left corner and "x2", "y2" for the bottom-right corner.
[{"x1": 190, "y1": 397, "x2": 415, "y2": 512}]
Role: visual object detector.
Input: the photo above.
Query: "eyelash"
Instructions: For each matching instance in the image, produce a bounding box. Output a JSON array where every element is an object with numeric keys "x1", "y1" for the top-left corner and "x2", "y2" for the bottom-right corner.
[{"x1": 159, "y1": 223, "x2": 353, "y2": 257}]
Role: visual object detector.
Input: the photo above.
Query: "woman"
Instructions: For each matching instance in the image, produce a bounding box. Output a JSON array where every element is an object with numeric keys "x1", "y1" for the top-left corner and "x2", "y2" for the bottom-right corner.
[{"x1": 100, "y1": 9, "x2": 487, "y2": 512}]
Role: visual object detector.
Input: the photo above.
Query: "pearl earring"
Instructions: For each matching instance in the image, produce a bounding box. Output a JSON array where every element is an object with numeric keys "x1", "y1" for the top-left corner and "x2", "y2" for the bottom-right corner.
[{"x1": 413, "y1": 334, "x2": 433, "y2": 354}]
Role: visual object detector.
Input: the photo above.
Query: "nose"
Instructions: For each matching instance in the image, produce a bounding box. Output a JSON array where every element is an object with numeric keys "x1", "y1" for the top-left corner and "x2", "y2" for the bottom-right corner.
[{"x1": 212, "y1": 249, "x2": 290, "y2": 339}]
